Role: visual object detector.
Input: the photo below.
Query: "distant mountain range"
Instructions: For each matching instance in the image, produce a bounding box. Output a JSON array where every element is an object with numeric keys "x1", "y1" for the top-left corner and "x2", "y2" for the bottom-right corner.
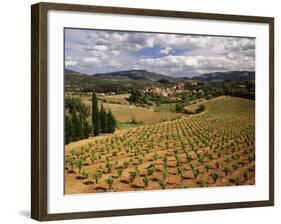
[
  {"x1": 64, "y1": 68, "x2": 82, "y2": 75},
  {"x1": 186, "y1": 71, "x2": 255, "y2": 81},
  {"x1": 91, "y1": 69, "x2": 177, "y2": 82},
  {"x1": 65, "y1": 69, "x2": 255, "y2": 85}
]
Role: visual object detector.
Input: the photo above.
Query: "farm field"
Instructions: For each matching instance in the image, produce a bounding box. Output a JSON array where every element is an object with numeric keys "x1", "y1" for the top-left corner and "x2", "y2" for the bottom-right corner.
[
  {"x1": 67, "y1": 93, "x2": 184, "y2": 126},
  {"x1": 99, "y1": 93, "x2": 130, "y2": 105},
  {"x1": 64, "y1": 96, "x2": 255, "y2": 194}
]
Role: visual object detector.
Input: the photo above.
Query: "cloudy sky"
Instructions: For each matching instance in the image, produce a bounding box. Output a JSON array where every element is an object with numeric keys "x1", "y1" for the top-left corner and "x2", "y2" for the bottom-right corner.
[{"x1": 65, "y1": 28, "x2": 255, "y2": 77}]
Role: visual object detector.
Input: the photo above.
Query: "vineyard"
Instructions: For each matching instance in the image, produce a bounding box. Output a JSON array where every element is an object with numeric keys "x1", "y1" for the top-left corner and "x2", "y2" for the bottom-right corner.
[{"x1": 65, "y1": 96, "x2": 255, "y2": 194}]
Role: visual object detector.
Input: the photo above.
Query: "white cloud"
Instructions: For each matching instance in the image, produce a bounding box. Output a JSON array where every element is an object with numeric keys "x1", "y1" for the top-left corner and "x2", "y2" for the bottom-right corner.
[
  {"x1": 139, "y1": 54, "x2": 254, "y2": 76},
  {"x1": 225, "y1": 38, "x2": 255, "y2": 52},
  {"x1": 84, "y1": 45, "x2": 108, "y2": 51},
  {"x1": 81, "y1": 57, "x2": 101, "y2": 67},
  {"x1": 108, "y1": 60, "x2": 122, "y2": 68},
  {"x1": 111, "y1": 50, "x2": 120, "y2": 56},
  {"x1": 159, "y1": 46, "x2": 173, "y2": 55},
  {"x1": 65, "y1": 60, "x2": 77, "y2": 66},
  {"x1": 65, "y1": 28, "x2": 256, "y2": 76}
]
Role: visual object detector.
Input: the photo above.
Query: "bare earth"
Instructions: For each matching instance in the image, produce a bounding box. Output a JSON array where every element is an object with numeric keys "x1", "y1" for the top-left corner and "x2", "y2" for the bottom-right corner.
[{"x1": 65, "y1": 96, "x2": 255, "y2": 194}]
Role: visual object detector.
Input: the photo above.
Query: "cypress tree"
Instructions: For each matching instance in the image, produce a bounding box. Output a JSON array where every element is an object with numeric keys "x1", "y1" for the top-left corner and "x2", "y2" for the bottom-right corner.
[
  {"x1": 100, "y1": 104, "x2": 107, "y2": 133},
  {"x1": 72, "y1": 113, "x2": 83, "y2": 141},
  {"x1": 83, "y1": 121, "x2": 91, "y2": 139},
  {"x1": 65, "y1": 115, "x2": 73, "y2": 144},
  {"x1": 92, "y1": 91, "x2": 100, "y2": 136},
  {"x1": 106, "y1": 110, "x2": 117, "y2": 133}
]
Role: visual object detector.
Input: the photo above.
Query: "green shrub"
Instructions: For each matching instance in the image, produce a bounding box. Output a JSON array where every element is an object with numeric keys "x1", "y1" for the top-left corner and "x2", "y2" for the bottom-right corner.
[
  {"x1": 248, "y1": 155, "x2": 255, "y2": 162},
  {"x1": 138, "y1": 157, "x2": 144, "y2": 164},
  {"x1": 153, "y1": 153, "x2": 158, "y2": 161},
  {"x1": 224, "y1": 167, "x2": 231, "y2": 176},
  {"x1": 76, "y1": 158, "x2": 84, "y2": 174},
  {"x1": 162, "y1": 169, "x2": 168, "y2": 180},
  {"x1": 232, "y1": 164, "x2": 238, "y2": 171},
  {"x1": 112, "y1": 151, "x2": 118, "y2": 157},
  {"x1": 234, "y1": 176, "x2": 241, "y2": 185},
  {"x1": 199, "y1": 155, "x2": 205, "y2": 164},
  {"x1": 90, "y1": 155, "x2": 96, "y2": 164},
  {"x1": 93, "y1": 171, "x2": 103, "y2": 184},
  {"x1": 190, "y1": 162, "x2": 196, "y2": 170},
  {"x1": 159, "y1": 180, "x2": 167, "y2": 189},
  {"x1": 143, "y1": 175, "x2": 149, "y2": 187},
  {"x1": 117, "y1": 169, "x2": 123, "y2": 177},
  {"x1": 69, "y1": 158, "x2": 75, "y2": 170},
  {"x1": 211, "y1": 172, "x2": 219, "y2": 183},
  {"x1": 106, "y1": 177, "x2": 113, "y2": 188},
  {"x1": 123, "y1": 160, "x2": 130, "y2": 168},
  {"x1": 106, "y1": 162, "x2": 113, "y2": 173},
  {"x1": 199, "y1": 180, "x2": 206, "y2": 187},
  {"x1": 193, "y1": 168, "x2": 200, "y2": 178},
  {"x1": 205, "y1": 163, "x2": 211, "y2": 172},
  {"x1": 196, "y1": 104, "x2": 205, "y2": 113},
  {"x1": 176, "y1": 156, "x2": 182, "y2": 167},
  {"x1": 82, "y1": 169, "x2": 89, "y2": 179},
  {"x1": 243, "y1": 169, "x2": 249, "y2": 180},
  {"x1": 147, "y1": 164, "x2": 156, "y2": 176},
  {"x1": 216, "y1": 161, "x2": 221, "y2": 169},
  {"x1": 130, "y1": 171, "x2": 137, "y2": 182}
]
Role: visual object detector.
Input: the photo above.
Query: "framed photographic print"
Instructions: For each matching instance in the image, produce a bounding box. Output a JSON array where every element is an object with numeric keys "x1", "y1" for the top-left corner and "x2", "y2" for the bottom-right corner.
[{"x1": 31, "y1": 2, "x2": 274, "y2": 221}]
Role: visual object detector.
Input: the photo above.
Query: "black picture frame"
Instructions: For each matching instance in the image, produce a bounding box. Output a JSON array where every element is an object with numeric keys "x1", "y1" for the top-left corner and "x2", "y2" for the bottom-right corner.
[{"x1": 31, "y1": 2, "x2": 274, "y2": 221}]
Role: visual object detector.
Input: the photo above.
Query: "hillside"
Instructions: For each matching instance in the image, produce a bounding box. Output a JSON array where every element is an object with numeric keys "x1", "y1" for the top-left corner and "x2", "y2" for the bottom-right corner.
[
  {"x1": 64, "y1": 68, "x2": 82, "y2": 75},
  {"x1": 187, "y1": 71, "x2": 255, "y2": 81},
  {"x1": 64, "y1": 69, "x2": 255, "y2": 91},
  {"x1": 92, "y1": 69, "x2": 177, "y2": 82},
  {"x1": 64, "y1": 69, "x2": 176, "y2": 91},
  {"x1": 65, "y1": 96, "x2": 255, "y2": 194}
]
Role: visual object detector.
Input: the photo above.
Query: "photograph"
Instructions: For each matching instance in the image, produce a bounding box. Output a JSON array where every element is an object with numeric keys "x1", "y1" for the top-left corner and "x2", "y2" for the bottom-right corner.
[{"x1": 63, "y1": 28, "x2": 256, "y2": 194}]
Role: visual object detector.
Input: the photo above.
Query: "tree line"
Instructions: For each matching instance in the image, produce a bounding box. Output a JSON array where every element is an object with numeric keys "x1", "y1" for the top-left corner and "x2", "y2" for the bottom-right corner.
[{"x1": 65, "y1": 92, "x2": 117, "y2": 144}]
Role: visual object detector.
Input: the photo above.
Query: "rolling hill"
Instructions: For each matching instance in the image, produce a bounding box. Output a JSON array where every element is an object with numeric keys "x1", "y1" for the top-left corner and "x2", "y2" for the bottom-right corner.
[
  {"x1": 64, "y1": 69, "x2": 176, "y2": 89},
  {"x1": 92, "y1": 69, "x2": 177, "y2": 82},
  {"x1": 187, "y1": 71, "x2": 255, "y2": 81},
  {"x1": 64, "y1": 69, "x2": 255, "y2": 90}
]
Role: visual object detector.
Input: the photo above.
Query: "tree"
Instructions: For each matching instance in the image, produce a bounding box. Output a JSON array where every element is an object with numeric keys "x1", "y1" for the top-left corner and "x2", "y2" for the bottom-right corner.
[
  {"x1": 106, "y1": 110, "x2": 117, "y2": 133},
  {"x1": 65, "y1": 115, "x2": 73, "y2": 144},
  {"x1": 83, "y1": 121, "x2": 91, "y2": 139},
  {"x1": 100, "y1": 104, "x2": 107, "y2": 133},
  {"x1": 128, "y1": 89, "x2": 146, "y2": 105},
  {"x1": 92, "y1": 92, "x2": 100, "y2": 136},
  {"x1": 175, "y1": 102, "x2": 186, "y2": 113},
  {"x1": 65, "y1": 97, "x2": 91, "y2": 143},
  {"x1": 196, "y1": 105, "x2": 205, "y2": 113},
  {"x1": 72, "y1": 113, "x2": 83, "y2": 141},
  {"x1": 181, "y1": 92, "x2": 190, "y2": 103}
]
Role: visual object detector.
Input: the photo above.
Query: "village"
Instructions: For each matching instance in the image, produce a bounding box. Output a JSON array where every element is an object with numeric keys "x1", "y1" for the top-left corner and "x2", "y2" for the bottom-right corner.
[
  {"x1": 143, "y1": 80, "x2": 204, "y2": 97},
  {"x1": 65, "y1": 80, "x2": 204, "y2": 99}
]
